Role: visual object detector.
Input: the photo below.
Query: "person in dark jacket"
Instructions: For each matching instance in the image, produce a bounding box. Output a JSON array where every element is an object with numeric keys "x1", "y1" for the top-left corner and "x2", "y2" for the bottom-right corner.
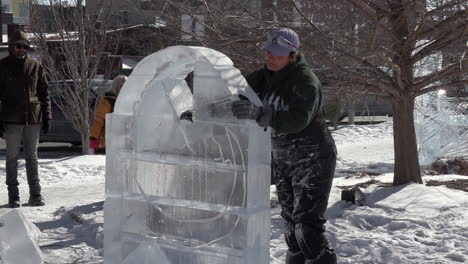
[
  {"x1": 0, "y1": 31, "x2": 51, "y2": 208},
  {"x1": 89, "y1": 74, "x2": 127, "y2": 152},
  {"x1": 232, "y1": 28, "x2": 337, "y2": 264}
]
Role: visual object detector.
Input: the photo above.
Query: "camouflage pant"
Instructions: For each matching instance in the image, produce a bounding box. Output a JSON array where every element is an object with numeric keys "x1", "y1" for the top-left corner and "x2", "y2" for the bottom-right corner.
[{"x1": 273, "y1": 136, "x2": 336, "y2": 263}]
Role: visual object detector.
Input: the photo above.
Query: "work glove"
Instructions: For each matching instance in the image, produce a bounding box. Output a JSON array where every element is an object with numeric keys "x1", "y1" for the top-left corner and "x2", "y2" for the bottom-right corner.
[
  {"x1": 42, "y1": 119, "x2": 51, "y2": 134},
  {"x1": 232, "y1": 100, "x2": 262, "y2": 120},
  {"x1": 256, "y1": 104, "x2": 273, "y2": 128},
  {"x1": 231, "y1": 100, "x2": 273, "y2": 128},
  {"x1": 89, "y1": 137, "x2": 99, "y2": 151}
]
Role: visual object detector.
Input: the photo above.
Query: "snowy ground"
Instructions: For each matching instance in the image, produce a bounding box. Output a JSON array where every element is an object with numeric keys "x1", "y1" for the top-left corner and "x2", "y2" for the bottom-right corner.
[{"x1": 1, "y1": 121, "x2": 467, "y2": 264}]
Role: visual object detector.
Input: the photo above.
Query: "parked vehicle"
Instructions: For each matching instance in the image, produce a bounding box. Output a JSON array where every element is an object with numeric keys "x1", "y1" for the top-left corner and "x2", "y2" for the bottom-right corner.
[{"x1": 39, "y1": 79, "x2": 113, "y2": 145}]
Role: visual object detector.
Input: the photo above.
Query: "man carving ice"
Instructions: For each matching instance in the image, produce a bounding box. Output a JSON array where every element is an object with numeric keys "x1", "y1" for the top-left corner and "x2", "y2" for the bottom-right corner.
[{"x1": 232, "y1": 28, "x2": 338, "y2": 264}]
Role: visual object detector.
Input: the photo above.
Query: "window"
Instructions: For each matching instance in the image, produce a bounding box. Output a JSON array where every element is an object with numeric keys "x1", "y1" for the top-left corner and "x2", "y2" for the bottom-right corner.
[{"x1": 18, "y1": 2, "x2": 28, "y2": 17}]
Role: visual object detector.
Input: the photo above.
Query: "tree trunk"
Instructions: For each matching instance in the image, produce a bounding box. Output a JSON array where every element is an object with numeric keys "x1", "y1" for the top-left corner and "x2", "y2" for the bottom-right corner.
[
  {"x1": 347, "y1": 103, "x2": 355, "y2": 125},
  {"x1": 391, "y1": 95, "x2": 422, "y2": 186},
  {"x1": 82, "y1": 134, "x2": 92, "y2": 154}
]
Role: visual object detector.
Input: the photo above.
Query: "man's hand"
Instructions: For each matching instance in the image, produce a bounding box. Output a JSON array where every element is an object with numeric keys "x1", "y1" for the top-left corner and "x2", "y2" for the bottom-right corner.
[
  {"x1": 232, "y1": 99, "x2": 273, "y2": 128},
  {"x1": 231, "y1": 100, "x2": 262, "y2": 120},
  {"x1": 42, "y1": 119, "x2": 51, "y2": 134},
  {"x1": 257, "y1": 104, "x2": 273, "y2": 128}
]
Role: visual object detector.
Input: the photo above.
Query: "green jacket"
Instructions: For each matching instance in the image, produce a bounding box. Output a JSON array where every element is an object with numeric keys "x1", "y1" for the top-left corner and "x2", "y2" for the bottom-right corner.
[
  {"x1": 0, "y1": 33, "x2": 51, "y2": 125},
  {"x1": 246, "y1": 53, "x2": 325, "y2": 136}
]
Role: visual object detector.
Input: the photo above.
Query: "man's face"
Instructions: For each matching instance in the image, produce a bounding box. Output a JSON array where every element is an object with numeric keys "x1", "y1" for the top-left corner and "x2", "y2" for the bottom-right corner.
[
  {"x1": 13, "y1": 43, "x2": 29, "y2": 59},
  {"x1": 265, "y1": 51, "x2": 289, "y2": 72}
]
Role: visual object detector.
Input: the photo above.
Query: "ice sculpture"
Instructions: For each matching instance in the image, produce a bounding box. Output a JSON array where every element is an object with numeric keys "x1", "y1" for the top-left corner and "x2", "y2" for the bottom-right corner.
[
  {"x1": 104, "y1": 46, "x2": 271, "y2": 264},
  {"x1": 0, "y1": 209, "x2": 43, "y2": 264},
  {"x1": 415, "y1": 91, "x2": 468, "y2": 165}
]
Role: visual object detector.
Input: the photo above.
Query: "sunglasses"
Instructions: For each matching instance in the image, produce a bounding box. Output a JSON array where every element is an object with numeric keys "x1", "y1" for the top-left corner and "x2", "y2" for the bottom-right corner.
[
  {"x1": 14, "y1": 44, "x2": 30, "y2": 50},
  {"x1": 268, "y1": 34, "x2": 298, "y2": 50}
]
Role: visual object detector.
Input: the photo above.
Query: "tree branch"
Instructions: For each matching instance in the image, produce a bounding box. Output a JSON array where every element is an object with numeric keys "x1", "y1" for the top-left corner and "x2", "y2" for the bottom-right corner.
[
  {"x1": 345, "y1": 0, "x2": 379, "y2": 50},
  {"x1": 317, "y1": 54, "x2": 397, "y2": 96},
  {"x1": 375, "y1": 51, "x2": 406, "y2": 91},
  {"x1": 416, "y1": 80, "x2": 468, "y2": 97},
  {"x1": 417, "y1": 9, "x2": 468, "y2": 41},
  {"x1": 412, "y1": 23, "x2": 468, "y2": 63},
  {"x1": 413, "y1": 59, "x2": 468, "y2": 91}
]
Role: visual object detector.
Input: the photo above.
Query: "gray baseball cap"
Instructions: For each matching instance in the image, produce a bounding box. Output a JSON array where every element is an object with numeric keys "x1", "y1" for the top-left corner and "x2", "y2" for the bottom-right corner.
[{"x1": 261, "y1": 28, "x2": 300, "y2": 56}]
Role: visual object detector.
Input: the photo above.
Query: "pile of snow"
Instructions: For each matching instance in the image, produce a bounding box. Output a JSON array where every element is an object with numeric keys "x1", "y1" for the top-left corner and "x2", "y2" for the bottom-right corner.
[{"x1": 325, "y1": 183, "x2": 468, "y2": 263}]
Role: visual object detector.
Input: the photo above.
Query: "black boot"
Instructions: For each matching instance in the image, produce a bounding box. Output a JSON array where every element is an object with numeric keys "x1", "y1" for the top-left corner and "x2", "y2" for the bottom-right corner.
[
  {"x1": 305, "y1": 248, "x2": 337, "y2": 264},
  {"x1": 286, "y1": 250, "x2": 306, "y2": 264},
  {"x1": 28, "y1": 195, "x2": 45, "y2": 206},
  {"x1": 29, "y1": 183, "x2": 45, "y2": 206},
  {"x1": 7, "y1": 185, "x2": 21, "y2": 208},
  {"x1": 8, "y1": 199, "x2": 21, "y2": 208}
]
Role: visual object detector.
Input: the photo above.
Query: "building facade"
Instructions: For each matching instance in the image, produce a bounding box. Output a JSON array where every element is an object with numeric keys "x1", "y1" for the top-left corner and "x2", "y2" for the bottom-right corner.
[
  {"x1": 86, "y1": 0, "x2": 160, "y2": 27},
  {"x1": 2, "y1": 0, "x2": 28, "y2": 24}
]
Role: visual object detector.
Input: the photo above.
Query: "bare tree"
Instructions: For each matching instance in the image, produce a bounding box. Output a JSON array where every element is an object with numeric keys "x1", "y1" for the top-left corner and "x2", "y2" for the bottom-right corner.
[
  {"x1": 290, "y1": 0, "x2": 467, "y2": 185},
  {"x1": 105, "y1": 0, "x2": 468, "y2": 185},
  {"x1": 29, "y1": 0, "x2": 113, "y2": 153}
]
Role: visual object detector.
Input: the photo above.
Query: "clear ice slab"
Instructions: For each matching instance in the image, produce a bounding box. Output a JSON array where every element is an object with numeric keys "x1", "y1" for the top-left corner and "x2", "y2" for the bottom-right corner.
[
  {"x1": 0, "y1": 209, "x2": 43, "y2": 264},
  {"x1": 104, "y1": 46, "x2": 271, "y2": 264}
]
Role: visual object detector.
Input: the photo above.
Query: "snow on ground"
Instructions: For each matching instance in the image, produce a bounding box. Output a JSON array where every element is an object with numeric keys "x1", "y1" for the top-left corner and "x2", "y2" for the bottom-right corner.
[
  {"x1": 0, "y1": 154, "x2": 106, "y2": 263},
  {"x1": 1, "y1": 121, "x2": 467, "y2": 264},
  {"x1": 325, "y1": 181, "x2": 468, "y2": 264}
]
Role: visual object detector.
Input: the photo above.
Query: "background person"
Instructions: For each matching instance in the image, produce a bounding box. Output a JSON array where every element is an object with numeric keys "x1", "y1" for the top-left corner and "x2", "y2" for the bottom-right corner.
[
  {"x1": 232, "y1": 28, "x2": 337, "y2": 264},
  {"x1": 0, "y1": 31, "x2": 51, "y2": 207},
  {"x1": 89, "y1": 74, "x2": 127, "y2": 153}
]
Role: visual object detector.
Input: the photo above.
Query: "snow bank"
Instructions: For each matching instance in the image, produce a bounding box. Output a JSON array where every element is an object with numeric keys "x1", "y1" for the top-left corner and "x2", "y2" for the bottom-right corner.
[{"x1": 325, "y1": 182, "x2": 468, "y2": 264}]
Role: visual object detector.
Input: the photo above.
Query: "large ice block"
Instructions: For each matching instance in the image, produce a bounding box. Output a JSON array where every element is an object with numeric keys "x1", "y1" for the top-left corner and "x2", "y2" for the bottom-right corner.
[
  {"x1": 104, "y1": 46, "x2": 271, "y2": 264},
  {"x1": 0, "y1": 209, "x2": 43, "y2": 264}
]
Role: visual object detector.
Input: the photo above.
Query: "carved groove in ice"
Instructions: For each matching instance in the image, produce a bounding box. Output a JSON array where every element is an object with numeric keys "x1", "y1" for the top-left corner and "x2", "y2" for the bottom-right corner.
[{"x1": 104, "y1": 46, "x2": 271, "y2": 264}]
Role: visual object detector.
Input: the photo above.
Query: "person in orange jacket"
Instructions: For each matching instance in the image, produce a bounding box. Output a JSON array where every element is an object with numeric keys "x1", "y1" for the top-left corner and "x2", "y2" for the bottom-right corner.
[{"x1": 89, "y1": 75, "x2": 127, "y2": 152}]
